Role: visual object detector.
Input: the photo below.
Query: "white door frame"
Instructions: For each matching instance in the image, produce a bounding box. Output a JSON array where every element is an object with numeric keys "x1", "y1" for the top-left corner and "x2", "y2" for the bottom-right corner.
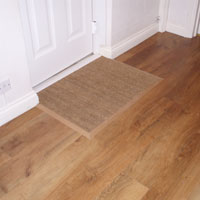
[
  {"x1": 159, "y1": 0, "x2": 200, "y2": 37},
  {"x1": 193, "y1": 0, "x2": 200, "y2": 36},
  {"x1": 166, "y1": 0, "x2": 200, "y2": 38},
  {"x1": 188, "y1": 0, "x2": 200, "y2": 37},
  {"x1": 92, "y1": 0, "x2": 107, "y2": 53},
  {"x1": 159, "y1": 0, "x2": 171, "y2": 32}
]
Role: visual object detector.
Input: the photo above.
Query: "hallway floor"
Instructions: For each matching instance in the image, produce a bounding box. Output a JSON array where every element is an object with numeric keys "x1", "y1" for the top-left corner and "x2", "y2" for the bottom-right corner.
[{"x1": 0, "y1": 32, "x2": 200, "y2": 200}]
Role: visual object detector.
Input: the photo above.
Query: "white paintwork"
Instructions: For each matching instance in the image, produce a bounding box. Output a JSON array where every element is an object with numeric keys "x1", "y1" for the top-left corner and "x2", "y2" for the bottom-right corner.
[
  {"x1": 159, "y1": 0, "x2": 170, "y2": 32},
  {"x1": 198, "y1": 6, "x2": 200, "y2": 35},
  {"x1": 111, "y1": 0, "x2": 160, "y2": 46},
  {"x1": 0, "y1": 79, "x2": 12, "y2": 95},
  {"x1": 0, "y1": 95, "x2": 6, "y2": 109},
  {"x1": 166, "y1": 0, "x2": 200, "y2": 38},
  {"x1": 100, "y1": 23, "x2": 159, "y2": 59},
  {"x1": 100, "y1": 0, "x2": 160, "y2": 58},
  {"x1": 105, "y1": 0, "x2": 113, "y2": 47},
  {"x1": 34, "y1": 54, "x2": 100, "y2": 92},
  {"x1": 199, "y1": 23, "x2": 200, "y2": 34},
  {"x1": 0, "y1": 92, "x2": 38, "y2": 126},
  {"x1": 20, "y1": 0, "x2": 93, "y2": 86},
  {"x1": 0, "y1": 0, "x2": 38, "y2": 126},
  {"x1": 92, "y1": 0, "x2": 107, "y2": 53},
  {"x1": 193, "y1": 4, "x2": 200, "y2": 36}
]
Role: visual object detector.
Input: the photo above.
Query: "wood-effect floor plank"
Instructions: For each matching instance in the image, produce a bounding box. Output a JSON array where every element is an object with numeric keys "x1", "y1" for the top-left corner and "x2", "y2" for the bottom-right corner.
[
  {"x1": 96, "y1": 173, "x2": 149, "y2": 200},
  {"x1": 0, "y1": 32, "x2": 200, "y2": 200}
]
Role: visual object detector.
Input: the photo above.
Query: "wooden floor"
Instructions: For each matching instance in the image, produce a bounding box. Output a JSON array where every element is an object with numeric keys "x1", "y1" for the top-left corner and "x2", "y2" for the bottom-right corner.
[{"x1": 0, "y1": 32, "x2": 200, "y2": 200}]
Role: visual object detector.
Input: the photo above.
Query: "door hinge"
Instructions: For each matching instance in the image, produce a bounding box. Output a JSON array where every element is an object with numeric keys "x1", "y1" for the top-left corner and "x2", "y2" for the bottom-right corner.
[{"x1": 92, "y1": 21, "x2": 97, "y2": 34}]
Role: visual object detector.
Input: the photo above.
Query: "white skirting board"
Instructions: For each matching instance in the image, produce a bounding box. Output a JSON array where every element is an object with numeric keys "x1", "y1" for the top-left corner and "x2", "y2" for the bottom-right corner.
[
  {"x1": 166, "y1": 23, "x2": 189, "y2": 38},
  {"x1": 99, "y1": 23, "x2": 159, "y2": 59},
  {"x1": 0, "y1": 91, "x2": 39, "y2": 126}
]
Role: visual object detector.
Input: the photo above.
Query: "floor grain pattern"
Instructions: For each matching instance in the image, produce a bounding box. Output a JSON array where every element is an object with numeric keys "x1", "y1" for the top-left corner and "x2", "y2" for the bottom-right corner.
[
  {"x1": 0, "y1": 32, "x2": 200, "y2": 200},
  {"x1": 96, "y1": 172, "x2": 149, "y2": 200}
]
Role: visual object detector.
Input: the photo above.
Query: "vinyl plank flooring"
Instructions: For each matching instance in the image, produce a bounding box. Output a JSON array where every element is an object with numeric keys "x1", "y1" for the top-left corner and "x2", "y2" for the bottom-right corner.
[
  {"x1": 0, "y1": 108, "x2": 80, "y2": 199},
  {"x1": 0, "y1": 32, "x2": 200, "y2": 200},
  {"x1": 96, "y1": 173, "x2": 149, "y2": 200}
]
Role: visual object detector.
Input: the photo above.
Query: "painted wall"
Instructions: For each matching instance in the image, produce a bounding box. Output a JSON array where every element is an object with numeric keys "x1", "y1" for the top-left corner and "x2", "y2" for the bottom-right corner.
[
  {"x1": 166, "y1": 0, "x2": 199, "y2": 38},
  {"x1": 100, "y1": 0, "x2": 160, "y2": 58},
  {"x1": 111, "y1": 0, "x2": 160, "y2": 46},
  {"x1": 0, "y1": 0, "x2": 38, "y2": 125}
]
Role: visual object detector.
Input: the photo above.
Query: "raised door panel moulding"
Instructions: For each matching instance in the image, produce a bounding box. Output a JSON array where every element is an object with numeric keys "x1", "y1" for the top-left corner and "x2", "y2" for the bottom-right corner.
[
  {"x1": 65, "y1": 0, "x2": 86, "y2": 42},
  {"x1": 26, "y1": 0, "x2": 56, "y2": 59}
]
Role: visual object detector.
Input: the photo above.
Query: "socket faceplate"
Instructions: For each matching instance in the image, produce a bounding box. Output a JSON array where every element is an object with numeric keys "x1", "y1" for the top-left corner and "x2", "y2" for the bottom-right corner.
[{"x1": 0, "y1": 79, "x2": 11, "y2": 95}]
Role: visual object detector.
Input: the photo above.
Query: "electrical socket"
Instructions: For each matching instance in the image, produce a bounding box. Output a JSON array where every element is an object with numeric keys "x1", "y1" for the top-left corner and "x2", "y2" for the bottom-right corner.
[{"x1": 0, "y1": 79, "x2": 11, "y2": 95}]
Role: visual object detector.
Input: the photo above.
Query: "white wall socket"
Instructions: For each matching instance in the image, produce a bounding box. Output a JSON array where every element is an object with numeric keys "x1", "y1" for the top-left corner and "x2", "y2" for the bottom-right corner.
[{"x1": 0, "y1": 79, "x2": 11, "y2": 95}]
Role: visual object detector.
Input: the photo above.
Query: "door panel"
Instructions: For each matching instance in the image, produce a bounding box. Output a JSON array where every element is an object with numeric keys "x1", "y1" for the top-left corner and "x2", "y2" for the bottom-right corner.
[
  {"x1": 66, "y1": 0, "x2": 85, "y2": 40},
  {"x1": 27, "y1": 0, "x2": 56, "y2": 58},
  {"x1": 20, "y1": 0, "x2": 93, "y2": 86}
]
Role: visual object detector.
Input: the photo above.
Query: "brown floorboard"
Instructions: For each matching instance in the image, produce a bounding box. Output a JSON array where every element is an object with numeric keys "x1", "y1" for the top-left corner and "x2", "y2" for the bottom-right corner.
[{"x1": 0, "y1": 32, "x2": 200, "y2": 200}]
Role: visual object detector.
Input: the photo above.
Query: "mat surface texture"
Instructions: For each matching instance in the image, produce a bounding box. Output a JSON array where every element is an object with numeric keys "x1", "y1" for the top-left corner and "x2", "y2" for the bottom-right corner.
[{"x1": 39, "y1": 57, "x2": 162, "y2": 138}]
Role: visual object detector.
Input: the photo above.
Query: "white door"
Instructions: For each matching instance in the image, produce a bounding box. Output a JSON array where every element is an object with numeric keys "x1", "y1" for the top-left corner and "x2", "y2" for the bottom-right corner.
[{"x1": 20, "y1": 0, "x2": 93, "y2": 86}]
